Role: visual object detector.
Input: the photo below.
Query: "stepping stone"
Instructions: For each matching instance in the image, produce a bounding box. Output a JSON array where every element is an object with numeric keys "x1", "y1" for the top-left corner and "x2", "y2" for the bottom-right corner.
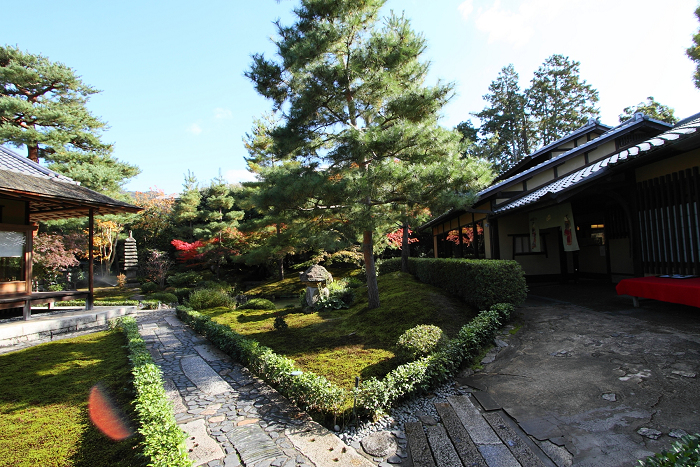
[
  {"x1": 405, "y1": 422, "x2": 436, "y2": 467},
  {"x1": 163, "y1": 378, "x2": 187, "y2": 414},
  {"x1": 181, "y1": 418, "x2": 225, "y2": 465},
  {"x1": 155, "y1": 329, "x2": 182, "y2": 350},
  {"x1": 484, "y1": 412, "x2": 546, "y2": 467},
  {"x1": 447, "y1": 395, "x2": 501, "y2": 445},
  {"x1": 435, "y1": 402, "x2": 486, "y2": 467},
  {"x1": 286, "y1": 420, "x2": 374, "y2": 467},
  {"x1": 478, "y1": 444, "x2": 521, "y2": 467},
  {"x1": 227, "y1": 424, "x2": 284, "y2": 465},
  {"x1": 473, "y1": 391, "x2": 501, "y2": 411},
  {"x1": 180, "y1": 355, "x2": 231, "y2": 395},
  {"x1": 195, "y1": 344, "x2": 229, "y2": 362},
  {"x1": 426, "y1": 424, "x2": 462, "y2": 467},
  {"x1": 164, "y1": 316, "x2": 183, "y2": 327}
]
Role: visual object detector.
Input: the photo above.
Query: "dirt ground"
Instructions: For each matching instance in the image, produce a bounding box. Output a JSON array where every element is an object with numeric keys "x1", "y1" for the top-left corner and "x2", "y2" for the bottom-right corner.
[{"x1": 464, "y1": 279, "x2": 700, "y2": 466}]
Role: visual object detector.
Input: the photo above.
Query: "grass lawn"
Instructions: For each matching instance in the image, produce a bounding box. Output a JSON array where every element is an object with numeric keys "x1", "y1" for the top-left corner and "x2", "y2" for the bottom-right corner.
[
  {"x1": 0, "y1": 330, "x2": 145, "y2": 467},
  {"x1": 201, "y1": 271, "x2": 478, "y2": 389}
]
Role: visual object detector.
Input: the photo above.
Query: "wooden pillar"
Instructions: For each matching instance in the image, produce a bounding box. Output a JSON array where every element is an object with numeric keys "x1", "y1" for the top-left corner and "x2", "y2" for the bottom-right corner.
[
  {"x1": 87, "y1": 209, "x2": 94, "y2": 310},
  {"x1": 23, "y1": 225, "x2": 34, "y2": 320}
]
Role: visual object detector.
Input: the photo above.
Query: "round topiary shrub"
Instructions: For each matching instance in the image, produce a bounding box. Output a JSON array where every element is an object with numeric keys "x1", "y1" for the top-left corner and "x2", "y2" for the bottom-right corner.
[
  {"x1": 187, "y1": 288, "x2": 234, "y2": 310},
  {"x1": 141, "y1": 281, "x2": 159, "y2": 294},
  {"x1": 396, "y1": 324, "x2": 448, "y2": 361},
  {"x1": 238, "y1": 298, "x2": 277, "y2": 310},
  {"x1": 147, "y1": 292, "x2": 178, "y2": 305}
]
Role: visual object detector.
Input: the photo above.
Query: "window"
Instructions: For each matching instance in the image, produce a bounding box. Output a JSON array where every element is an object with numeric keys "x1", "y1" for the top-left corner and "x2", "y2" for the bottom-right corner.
[{"x1": 510, "y1": 233, "x2": 548, "y2": 257}]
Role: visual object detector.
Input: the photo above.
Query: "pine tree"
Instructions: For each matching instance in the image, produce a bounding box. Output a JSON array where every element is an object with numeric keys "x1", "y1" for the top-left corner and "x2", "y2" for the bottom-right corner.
[
  {"x1": 472, "y1": 64, "x2": 531, "y2": 172},
  {"x1": 619, "y1": 97, "x2": 678, "y2": 124},
  {"x1": 687, "y1": 6, "x2": 700, "y2": 89},
  {"x1": 526, "y1": 54, "x2": 599, "y2": 147},
  {"x1": 171, "y1": 171, "x2": 202, "y2": 240},
  {"x1": 0, "y1": 46, "x2": 138, "y2": 194},
  {"x1": 247, "y1": 0, "x2": 492, "y2": 308}
]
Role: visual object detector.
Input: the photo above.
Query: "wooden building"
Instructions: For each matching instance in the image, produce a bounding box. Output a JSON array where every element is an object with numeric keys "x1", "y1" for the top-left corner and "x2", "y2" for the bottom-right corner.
[
  {"x1": 0, "y1": 146, "x2": 141, "y2": 318},
  {"x1": 421, "y1": 113, "x2": 700, "y2": 283}
]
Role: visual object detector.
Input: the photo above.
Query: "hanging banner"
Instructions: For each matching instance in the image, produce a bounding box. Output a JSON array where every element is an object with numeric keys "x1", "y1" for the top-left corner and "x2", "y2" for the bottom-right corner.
[{"x1": 528, "y1": 202, "x2": 580, "y2": 252}]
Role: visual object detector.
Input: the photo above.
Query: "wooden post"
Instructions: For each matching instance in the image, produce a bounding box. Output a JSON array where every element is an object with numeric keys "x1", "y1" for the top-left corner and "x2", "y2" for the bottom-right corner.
[{"x1": 87, "y1": 208, "x2": 94, "y2": 310}]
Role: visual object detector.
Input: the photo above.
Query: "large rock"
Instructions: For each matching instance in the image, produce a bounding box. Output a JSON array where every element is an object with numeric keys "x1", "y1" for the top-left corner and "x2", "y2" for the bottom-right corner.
[{"x1": 361, "y1": 431, "x2": 397, "y2": 457}]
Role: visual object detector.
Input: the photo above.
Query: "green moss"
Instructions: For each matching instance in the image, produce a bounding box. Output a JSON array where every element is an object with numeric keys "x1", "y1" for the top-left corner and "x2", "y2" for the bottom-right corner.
[
  {"x1": 199, "y1": 272, "x2": 477, "y2": 389},
  {"x1": 0, "y1": 331, "x2": 145, "y2": 467}
]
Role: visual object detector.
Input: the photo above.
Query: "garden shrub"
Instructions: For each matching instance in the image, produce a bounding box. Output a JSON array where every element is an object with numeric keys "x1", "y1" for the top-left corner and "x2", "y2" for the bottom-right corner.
[
  {"x1": 116, "y1": 317, "x2": 190, "y2": 467},
  {"x1": 396, "y1": 324, "x2": 448, "y2": 361},
  {"x1": 638, "y1": 433, "x2": 700, "y2": 466},
  {"x1": 314, "y1": 278, "x2": 355, "y2": 311},
  {"x1": 141, "y1": 282, "x2": 159, "y2": 294},
  {"x1": 166, "y1": 271, "x2": 204, "y2": 288},
  {"x1": 148, "y1": 292, "x2": 178, "y2": 305},
  {"x1": 380, "y1": 257, "x2": 527, "y2": 309},
  {"x1": 187, "y1": 288, "x2": 234, "y2": 310},
  {"x1": 239, "y1": 298, "x2": 276, "y2": 310},
  {"x1": 173, "y1": 288, "x2": 192, "y2": 304},
  {"x1": 274, "y1": 316, "x2": 288, "y2": 331}
]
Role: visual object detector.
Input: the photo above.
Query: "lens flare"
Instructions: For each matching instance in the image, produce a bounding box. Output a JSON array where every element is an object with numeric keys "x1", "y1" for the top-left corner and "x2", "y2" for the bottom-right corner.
[{"x1": 88, "y1": 384, "x2": 133, "y2": 441}]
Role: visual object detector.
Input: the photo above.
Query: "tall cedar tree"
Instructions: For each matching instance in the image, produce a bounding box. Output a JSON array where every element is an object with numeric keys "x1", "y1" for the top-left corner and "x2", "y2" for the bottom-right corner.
[
  {"x1": 526, "y1": 54, "x2": 599, "y2": 146},
  {"x1": 472, "y1": 64, "x2": 531, "y2": 172},
  {"x1": 687, "y1": 6, "x2": 700, "y2": 89},
  {"x1": 619, "y1": 97, "x2": 678, "y2": 124},
  {"x1": 0, "y1": 46, "x2": 139, "y2": 195},
  {"x1": 247, "y1": 0, "x2": 492, "y2": 308}
]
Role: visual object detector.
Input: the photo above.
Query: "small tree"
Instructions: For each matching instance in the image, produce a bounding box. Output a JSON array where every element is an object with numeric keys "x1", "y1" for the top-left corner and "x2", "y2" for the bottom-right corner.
[
  {"x1": 33, "y1": 233, "x2": 80, "y2": 290},
  {"x1": 92, "y1": 218, "x2": 123, "y2": 276},
  {"x1": 141, "y1": 250, "x2": 173, "y2": 289}
]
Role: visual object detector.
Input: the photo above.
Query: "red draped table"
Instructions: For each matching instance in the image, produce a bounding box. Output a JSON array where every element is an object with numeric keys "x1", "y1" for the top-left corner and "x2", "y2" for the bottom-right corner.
[{"x1": 616, "y1": 276, "x2": 700, "y2": 308}]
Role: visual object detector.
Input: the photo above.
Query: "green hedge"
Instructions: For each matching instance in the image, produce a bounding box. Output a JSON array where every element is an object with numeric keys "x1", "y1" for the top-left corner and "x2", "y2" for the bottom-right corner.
[
  {"x1": 117, "y1": 317, "x2": 191, "y2": 467},
  {"x1": 355, "y1": 303, "x2": 513, "y2": 416},
  {"x1": 381, "y1": 258, "x2": 526, "y2": 310},
  {"x1": 54, "y1": 299, "x2": 161, "y2": 309},
  {"x1": 176, "y1": 306, "x2": 345, "y2": 414},
  {"x1": 177, "y1": 302, "x2": 514, "y2": 419}
]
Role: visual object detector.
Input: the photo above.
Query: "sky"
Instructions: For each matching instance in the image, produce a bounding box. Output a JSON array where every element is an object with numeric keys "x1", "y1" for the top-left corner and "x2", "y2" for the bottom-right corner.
[{"x1": 2, "y1": 0, "x2": 700, "y2": 195}]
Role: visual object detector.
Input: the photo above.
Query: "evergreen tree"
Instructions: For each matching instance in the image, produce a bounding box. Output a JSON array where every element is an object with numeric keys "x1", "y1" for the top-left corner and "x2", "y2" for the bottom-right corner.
[
  {"x1": 171, "y1": 171, "x2": 202, "y2": 240},
  {"x1": 619, "y1": 96, "x2": 678, "y2": 124},
  {"x1": 0, "y1": 46, "x2": 139, "y2": 194},
  {"x1": 472, "y1": 64, "x2": 531, "y2": 172},
  {"x1": 526, "y1": 54, "x2": 599, "y2": 146},
  {"x1": 687, "y1": 6, "x2": 700, "y2": 90},
  {"x1": 247, "y1": 0, "x2": 492, "y2": 308}
]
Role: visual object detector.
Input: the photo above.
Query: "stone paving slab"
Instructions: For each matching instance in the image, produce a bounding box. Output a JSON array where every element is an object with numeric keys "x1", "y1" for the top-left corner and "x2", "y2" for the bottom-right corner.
[
  {"x1": 164, "y1": 378, "x2": 188, "y2": 414},
  {"x1": 483, "y1": 412, "x2": 546, "y2": 467},
  {"x1": 435, "y1": 402, "x2": 487, "y2": 467},
  {"x1": 404, "y1": 422, "x2": 436, "y2": 467},
  {"x1": 227, "y1": 424, "x2": 284, "y2": 465},
  {"x1": 478, "y1": 444, "x2": 521, "y2": 467},
  {"x1": 286, "y1": 420, "x2": 375, "y2": 467},
  {"x1": 425, "y1": 424, "x2": 462, "y2": 466},
  {"x1": 195, "y1": 343, "x2": 230, "y2": 362},
  {"x1": 448, "y1": 395, "x2": 502, "y2": 445},
  {"x1": 180, "y1": 355, "x2": 232, "y2": 395},
  {"x1": 164, "y1": 315, "x2": 184, "y2": 327},
  {"x1": 182, "y1": 418, "x2": 226, "y2": 466}
]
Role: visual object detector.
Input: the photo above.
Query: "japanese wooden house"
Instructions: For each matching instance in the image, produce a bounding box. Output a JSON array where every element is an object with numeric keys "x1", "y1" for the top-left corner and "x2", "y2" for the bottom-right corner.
[
  {"x1": 0, "y1": 146, "x2": 141, "y2": 318},
  {"x1": 421, "y1": 112, "x2": 700, "y2": 283}
]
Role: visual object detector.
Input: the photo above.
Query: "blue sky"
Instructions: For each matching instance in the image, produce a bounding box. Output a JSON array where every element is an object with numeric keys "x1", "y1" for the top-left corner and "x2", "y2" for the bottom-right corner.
[{"x1": 3, "y1": 0, "x2": 700, "y2": 194}]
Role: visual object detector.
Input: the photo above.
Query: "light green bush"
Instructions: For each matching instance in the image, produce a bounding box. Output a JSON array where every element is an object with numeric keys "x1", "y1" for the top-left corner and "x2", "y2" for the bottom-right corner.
[
  {"x1": 638, "y1": 434, "x2": 700, "y2": 466},
  {"x1": 187, "y1": 288, "x2": 234, "y2": 310},
  {"x1": 148, "y1": 292, "x2": 178, "y2": 304},
  {"x1": 238, "y1": 298, "x2": 276, "y2": 310},
  {"x1": 396, "y1": 324, "x2": 448, "y2": 361}
]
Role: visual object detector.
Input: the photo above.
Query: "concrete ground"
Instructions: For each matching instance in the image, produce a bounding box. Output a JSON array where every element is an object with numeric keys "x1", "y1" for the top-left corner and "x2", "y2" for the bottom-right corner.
[{"x1": 462, "y1": 280, "x2": 700, "y2": 467}]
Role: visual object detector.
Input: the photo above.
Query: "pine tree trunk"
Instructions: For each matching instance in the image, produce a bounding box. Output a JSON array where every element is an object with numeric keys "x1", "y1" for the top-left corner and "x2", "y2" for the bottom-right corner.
[
  {"x1": 363, "y1": 230, "x2": 380, "y2": 309},
  {"x1": 277, "y1": 258, "x2": 284, "y2": 281},
  {"x1": 27, "y1": 144, "x2": 39, "y2": 163},
  {"x1": 401, "y1": 221, "x2": 410, "y2": 273}
]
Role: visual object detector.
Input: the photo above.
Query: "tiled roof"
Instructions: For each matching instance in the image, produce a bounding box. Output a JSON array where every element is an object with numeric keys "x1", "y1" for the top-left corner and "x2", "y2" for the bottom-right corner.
[
  {"x1": 478, "y1": 115, "x2": 671, "y2": 200},
  {"x1": 492, "y1": 117, "x2": 700, "y2": 214},
  {"x1": 0, "y1": 146, "x2": 77, "y2": 184}
]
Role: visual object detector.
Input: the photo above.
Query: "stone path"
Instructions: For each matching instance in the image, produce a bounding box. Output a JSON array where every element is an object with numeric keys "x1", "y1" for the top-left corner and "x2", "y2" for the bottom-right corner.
[{"x1": 136, "y1": 308, "x2": 374, "y2": 467}]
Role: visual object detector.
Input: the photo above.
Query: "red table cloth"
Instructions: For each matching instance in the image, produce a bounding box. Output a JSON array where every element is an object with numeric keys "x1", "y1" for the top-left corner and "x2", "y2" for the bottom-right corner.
[{"x1": 616, "y1": 276, "x2": 700, "y2": 308}]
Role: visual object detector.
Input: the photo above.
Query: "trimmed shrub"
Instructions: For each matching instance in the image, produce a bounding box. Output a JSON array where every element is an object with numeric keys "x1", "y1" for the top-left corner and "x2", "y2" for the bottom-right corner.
[
  {"x1": 638, "y1": 433, "x2": 700, "y2": 466},
  {"x1": 274, "y1": 316, "x2": 288, "y2": 331},
  {"x1": 239, "y1": 298, "x2": 276, "y2": 310},
  {"x1": 173, "y1": 288, "x2": 192, "y2": 304},
  {"x1": 116, "y1": 317, "x2": 190, "y2": 467},
  {"x1": 396, "y1": 324, "x2": 448, "y2": 361},
  {"x1": 141, "y1": 282, "x2": 159, "y2": 294},
  {"x1": 148, "y1": 292, "x2": 178, "y2": 305},
  {"x1": 381, "y1": 257, "x2": 527, "y2": 309},
  {"x1": 314, "y1": 278, "x2": 355, "y2": 311},
  {"x1": 187, "y1": 288, "x2": 234, "y2": 310},
  {"x1": 166, "y1": 271, "x2": 204, "y2": 288}
]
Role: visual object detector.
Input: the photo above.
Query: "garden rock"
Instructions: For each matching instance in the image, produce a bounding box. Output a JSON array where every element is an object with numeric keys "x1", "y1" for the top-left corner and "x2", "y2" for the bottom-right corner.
[
  {"x1": 361, "y1": 431, "x2": 397, "y2": 457},
  {"x1": 637, "y1": 428, "x2": 662, "y2": 440}
]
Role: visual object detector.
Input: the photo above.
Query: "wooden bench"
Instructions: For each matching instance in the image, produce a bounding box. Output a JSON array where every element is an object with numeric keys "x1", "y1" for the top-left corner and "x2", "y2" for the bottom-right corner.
[
  {"x1": 0, "y1": 291, "x2": 91, "y2": 319},
  {"x1": 616, "y1": 276, "x2": 700, "y2": 308}
]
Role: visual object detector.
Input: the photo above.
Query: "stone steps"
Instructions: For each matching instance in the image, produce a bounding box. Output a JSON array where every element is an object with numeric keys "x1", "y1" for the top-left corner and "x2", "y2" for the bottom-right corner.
[{"x1": 405, "y1": 393, "x2": 553, "y2": 467}]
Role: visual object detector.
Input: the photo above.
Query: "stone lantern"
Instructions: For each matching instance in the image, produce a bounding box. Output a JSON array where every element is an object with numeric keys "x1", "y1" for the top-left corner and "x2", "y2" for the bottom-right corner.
[{"x1": 299, "y1": 265, "x2": 333, "y2": 308}]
